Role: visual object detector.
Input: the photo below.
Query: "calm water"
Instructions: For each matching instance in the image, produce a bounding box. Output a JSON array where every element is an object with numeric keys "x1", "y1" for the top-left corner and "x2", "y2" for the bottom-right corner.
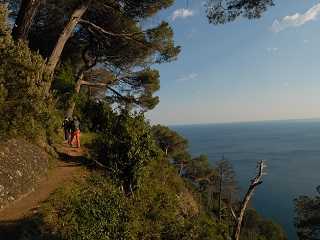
[{"x1": 172, "y1": 120, "x2": 320, "y2": 240}]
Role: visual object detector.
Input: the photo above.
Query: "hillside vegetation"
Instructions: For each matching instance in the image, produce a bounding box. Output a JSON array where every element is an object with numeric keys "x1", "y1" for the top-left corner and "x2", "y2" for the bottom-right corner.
[{"x1": 0, "y1": 1, "x2": 289, "y2": 240}]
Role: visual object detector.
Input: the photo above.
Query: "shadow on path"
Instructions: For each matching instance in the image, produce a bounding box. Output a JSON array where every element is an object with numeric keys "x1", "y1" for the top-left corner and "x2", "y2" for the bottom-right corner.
[{"x1": 0, "y1": 214, "x2": 59, "y2": 240}]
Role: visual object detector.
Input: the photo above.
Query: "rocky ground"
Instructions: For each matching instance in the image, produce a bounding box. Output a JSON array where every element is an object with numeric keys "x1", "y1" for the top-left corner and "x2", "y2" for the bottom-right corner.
[
  {"x1": 0, "y1": 141, "x2": 86, "y2": 240},
  {"x1": 0, "y1": 138, "x2": 49, "y2": 210}
]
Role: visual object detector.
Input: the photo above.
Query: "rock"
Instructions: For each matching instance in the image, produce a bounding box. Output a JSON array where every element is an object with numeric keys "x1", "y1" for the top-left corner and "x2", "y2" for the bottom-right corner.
[{"x1": 0, "y1": 138, "x2": 49, "y2": 209}]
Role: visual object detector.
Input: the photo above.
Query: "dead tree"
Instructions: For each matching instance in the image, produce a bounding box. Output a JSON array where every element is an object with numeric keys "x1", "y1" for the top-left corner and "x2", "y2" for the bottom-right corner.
[{"x1": 232, "y1": 160, "x2": 267, "y2": 240}]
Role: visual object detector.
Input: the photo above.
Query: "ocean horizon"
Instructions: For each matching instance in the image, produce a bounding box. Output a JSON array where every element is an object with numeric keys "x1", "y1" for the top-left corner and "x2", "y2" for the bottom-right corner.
[
  {"x1": 169, "y1": 117, "x2": 320, "y2": 128},
  {"x1": 172, "y1": 119, "x2": 320, "y2": 240}
]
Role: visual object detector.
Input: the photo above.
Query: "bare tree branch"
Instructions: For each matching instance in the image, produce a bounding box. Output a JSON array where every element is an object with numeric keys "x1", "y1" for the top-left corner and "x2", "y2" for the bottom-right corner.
[
  {"x1": 79, "y1": 19, "x2": 158, "y2": 50},
  {"x1": 233, "y1": 160, "x2": 267, "y2": 240},
  {"x1": 229, "y1": 204, "x2": 237, "y2": 221},
  {"x1": 80, "y1": 80, "x2": 134, "y2": 103},
  {"x1": 80, "y1": 19, "x2": 143, "y2": 37}
]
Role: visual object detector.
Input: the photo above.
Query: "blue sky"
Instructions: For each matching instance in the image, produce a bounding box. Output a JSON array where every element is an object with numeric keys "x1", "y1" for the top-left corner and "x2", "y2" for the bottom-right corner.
[{"x1": 146, "y1": 0, "x2": 320, "y2": 125}]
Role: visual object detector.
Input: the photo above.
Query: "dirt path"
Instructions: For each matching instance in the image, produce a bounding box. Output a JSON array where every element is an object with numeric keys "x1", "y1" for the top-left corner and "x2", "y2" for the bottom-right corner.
[{"x1": 0, "y1": 143, "x2": 86, "y2": 222}]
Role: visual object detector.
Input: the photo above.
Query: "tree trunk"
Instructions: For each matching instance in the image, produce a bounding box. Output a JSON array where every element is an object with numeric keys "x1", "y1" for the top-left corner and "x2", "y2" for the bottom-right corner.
[
  {"x1": 218, "y1": 169, "x2": 222, "y2": 221},
  {"x1": 233, "y1": 184, "x2": 258, "y2": 240},
  {"x1": 66, "y1": 72, "x2": 84, "y2": 117},
  {"x1": 179, "y1": 162, "x2": 184, "y2": 176},
  {"x1": 233, "y1": 161, "x2": 266, "y2": 240},
  {"x1": 12, "y1": 0, "x2": 41, "y2": 41},
  {"x1": 45, "y1": 2, "x2": 90, "y2": 81}
]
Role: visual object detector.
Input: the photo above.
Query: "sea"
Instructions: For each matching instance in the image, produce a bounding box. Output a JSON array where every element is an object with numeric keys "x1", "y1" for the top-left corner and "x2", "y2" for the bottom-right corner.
[{"x1": 172, "y1": 120, "x2": 320, "y2": 240}]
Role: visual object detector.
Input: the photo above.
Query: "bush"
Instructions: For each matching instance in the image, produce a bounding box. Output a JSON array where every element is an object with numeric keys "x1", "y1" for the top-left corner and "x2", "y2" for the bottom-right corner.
[
  {"x1": 43, "y1": 175, "x2": 131, "y2": 240},
  {"x1": 0, "y1": 4, "x2": 61, "y2": 140},
  {"x1": 93, "y1": 111, "x2": 161, "y2": 193},
  {"x1": 43, "y1": 163, "x2": 226, "y2": 240},
  {"x1": 52, "y1": 63, "x2": 76, "y2": 111},
  {"x1": 78, "y1": 100, "x2": 115, "y2": 132},
  {"x1": 241, "y1": 208, "x2": 287, "y2": 240}
]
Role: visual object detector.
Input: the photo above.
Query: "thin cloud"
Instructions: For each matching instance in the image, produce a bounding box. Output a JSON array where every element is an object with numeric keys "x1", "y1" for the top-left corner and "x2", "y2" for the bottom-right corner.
[
  {"x1": 271, "y1": 3, "x2": 320, "y2": 33},
  {"x1": 186, "y1": 28, "x2": 196, "y2": 39},
  {"x1": 267, "y1": 47, "x2": 278, "y2": 53},
  {"x1": 176, "y1": 73, "x2": 198, "y2": 82},
  {"x1": 172, "y1": 8, "x2": 194, "y2": 21}
]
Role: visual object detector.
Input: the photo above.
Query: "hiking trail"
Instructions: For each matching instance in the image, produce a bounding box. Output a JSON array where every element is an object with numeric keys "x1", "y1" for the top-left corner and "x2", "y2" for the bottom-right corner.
[{"x1": 0, "y1": 143, "x2": 87, "y2": 222}]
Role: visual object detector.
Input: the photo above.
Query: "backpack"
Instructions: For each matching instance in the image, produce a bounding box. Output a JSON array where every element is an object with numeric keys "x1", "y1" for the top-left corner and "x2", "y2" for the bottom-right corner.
[{"x1": 73, "y1": 119, "x2": 80, "y2": 131}]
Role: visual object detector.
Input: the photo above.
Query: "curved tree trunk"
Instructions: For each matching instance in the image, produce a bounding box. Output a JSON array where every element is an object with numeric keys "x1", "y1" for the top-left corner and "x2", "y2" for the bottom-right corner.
[
  {"x1": 45, "y1": 2, "x2": 90, "y2": 90},
  {"x1": 12, "y1": 0, "x2": 41, "y2": 41},
  {"x1": 233, "y1": 161, "x2": 266, "y2": 240},
  {"x1": 66, "y1": 72, "x2": 84, "y2": 118},
  {"x1": 233, "y1": 182, "x2": 261, "y2": 240}
]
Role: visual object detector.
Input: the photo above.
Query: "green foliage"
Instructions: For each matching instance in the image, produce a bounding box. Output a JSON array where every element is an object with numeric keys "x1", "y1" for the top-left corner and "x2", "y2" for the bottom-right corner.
[
  {"x1": 185, "y1": 155, "x2": 213, "y2": 180},
  {"x1": 206, "y1": 0, "x2": 275, "y2": 24},
  {"x1": 215, "y1": 159, "x2": 238, "y2": 203},
  {"x1": 40, "y1": 111, "x2": 288, "y2": 240},
  {"x1": 0, "y1": 4, "x2": 10, "y2": 37},
  {"x1": 26, "y1": 0, "x2": 180, "y2": 112},
  {"x1": 294, "y1": 195, "x2": 320, "y2": 240},
  {"x1": 134, "y1": 159, "x2": 227, "y2": 240},
  {"x1": 52, "y1": 63, "x2": 76, "y2": 109},
  {"x1": 129, "y1": 159, "x2": 190, "y2": 239},
  {"x1": 133, "y1": 68, "x2": 161, "y2": 111},
  {"x1": 43, "y1": 175, "x2": 131, "y2": 240},
  {"x1": 152, "y1": 124, "x2": 188, "y2": 158},
  {"x1": 94, "y1": 111, "x2": 161, "y2": 193},
  {"x1": 43, "y1": 159, "x2": 227, "y2": 240},
  {"x1": 0, "y1": 4, "x2": 61, "y2": 139},
  {"x1": 77, "y1": 100, "x2": 115, "y2": 132},
  {"x1": 241, "y1": 208, "x2": 287, "y2": 240},
  {"x1": 121, "y1": 0, "x2": 174, "y2": 19}
]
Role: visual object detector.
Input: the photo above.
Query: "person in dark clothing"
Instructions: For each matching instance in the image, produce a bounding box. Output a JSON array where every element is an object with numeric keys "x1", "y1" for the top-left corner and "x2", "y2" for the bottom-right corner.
[
  {"x1": 67, "y1": 117, "x2": 73, "y2": 145},
  {"x1": 70, "y1": 116, "x2": 81, "y2": 148},
  {"x1": 62, "y1": 117, "x2": 71, "y2": 141}
]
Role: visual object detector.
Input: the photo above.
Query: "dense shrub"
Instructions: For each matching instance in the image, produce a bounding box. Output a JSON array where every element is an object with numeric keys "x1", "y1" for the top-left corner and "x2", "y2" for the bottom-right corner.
[
  {"x1": 43, "y1": 163, "x2": 226, "y2": 240},
  {"x1": 241, "y1": 208, "x2": 287, "y2": 240},
  {"x1": 93, "y1": 111, "x2": 161, "y2": 193},
  {"x1": 294, "y1": 195, "x2": 320, "y2": 240},
  {"x1": 130, "y1": 158, "x2": 227, "y2": 240},
  {"x1": 0, "y1": 5, "x2": 61, "y2": 140},
  {"x1": 43, "y1": 175, "x2": 131, "y2": 240},
  {"x1": 78, "y1": 100, "x2": 115, "y2": 132},
  {"x1": 52, "y1": 64, "x2": 76, "y2": 111}
]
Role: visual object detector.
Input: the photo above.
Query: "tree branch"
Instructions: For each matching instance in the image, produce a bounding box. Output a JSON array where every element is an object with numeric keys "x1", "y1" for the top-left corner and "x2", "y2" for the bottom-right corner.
[
  {"x1": 233, "y1": 160, "x2": 267, "y2": 240},
  {"x1": 80, "y1": 80, "x2": 126, "y2": 100},
  {"x1": 229, "y1": 204, "x2": 237, "y2": 221},
  {"x1": 190, "y1": 172, "x2": 216, "y2": 183},
  {"x1": 79, "y1": 19, "x2": 155, "y2": 50},
  {"x1": 80, "y1": 19, "x2": 143, "y2": 37}
]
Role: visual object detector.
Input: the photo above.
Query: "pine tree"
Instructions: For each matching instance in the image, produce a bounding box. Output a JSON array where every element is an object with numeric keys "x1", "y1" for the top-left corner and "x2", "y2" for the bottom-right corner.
[
  {"x1": 215, "y1": 157, "x2": 237, "y2": 221},
  {"x1": 205, "y1": 0, "x2": 274, "y2": 24}
]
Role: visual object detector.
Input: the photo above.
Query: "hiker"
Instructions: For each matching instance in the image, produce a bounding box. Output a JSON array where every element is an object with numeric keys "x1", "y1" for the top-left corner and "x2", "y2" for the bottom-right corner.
[
  {"x1": 62, "y1": 117, "x2": 71, "y2": 141},
  {"x1": 70, "y1": 116, "x2": 81, "y2": 148},
  {"x1": 67, "y1": 117, "x2": 73, "y2": 145}
]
